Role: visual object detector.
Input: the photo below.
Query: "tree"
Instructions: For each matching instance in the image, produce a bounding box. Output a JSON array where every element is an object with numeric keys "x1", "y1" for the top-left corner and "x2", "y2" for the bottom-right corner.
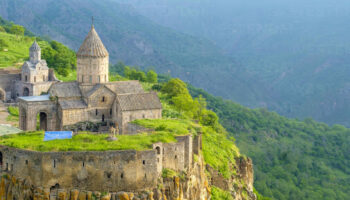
[
  {"x1": 10, "y1": 25, "x2": 24, "y2": 36},
  {"x1": 161, "y1": 78, "x2": 189, "y2": 98},
  {"x1": 147, "y1": 70, "x2": 158, "y2": 83}
]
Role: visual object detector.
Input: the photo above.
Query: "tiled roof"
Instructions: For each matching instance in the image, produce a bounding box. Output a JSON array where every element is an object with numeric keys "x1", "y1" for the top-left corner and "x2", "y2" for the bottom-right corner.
[
  {"x1": 49, "y1": 82, "x2": 82, "y2": 98},
  {"x1": 105, "y1": 81, "x2": 144, "y2": 94},
  {"x1": 117, "y1": 92, "x2": 162, "y2": 111},
  {"x1": 59, "y1": 100, "x2": 87, "y2": 110},
  {"x1": 30, "y1": 41, "x2": 41, "y2": 51},
  {"x1": 77, "y1": 26, "x2": 108, "y2": 58}
]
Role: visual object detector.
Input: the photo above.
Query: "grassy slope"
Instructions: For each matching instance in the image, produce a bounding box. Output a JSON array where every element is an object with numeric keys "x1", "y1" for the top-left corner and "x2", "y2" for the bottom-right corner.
[
  {"x1": 0, "y1": 32, "x2": 49, "y2": 68},
  {"x1": 189, "y1": 85, "x2": 350, "y2": 200}
]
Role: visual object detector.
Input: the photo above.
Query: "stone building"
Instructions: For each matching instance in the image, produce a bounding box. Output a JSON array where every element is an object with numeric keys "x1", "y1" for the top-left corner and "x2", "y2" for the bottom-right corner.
[
  {"x1": 0, "y1": 41, "x2": 58, "y2": 102},
  {"x1": 19, "y1": 25, "x2": 162, "y2": 133}
]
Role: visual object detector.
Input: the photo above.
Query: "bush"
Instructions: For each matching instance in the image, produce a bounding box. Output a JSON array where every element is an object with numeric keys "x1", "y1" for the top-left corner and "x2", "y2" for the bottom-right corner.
[{"x1": 147, "y1": 70, "x2": 158, "y2": 83}]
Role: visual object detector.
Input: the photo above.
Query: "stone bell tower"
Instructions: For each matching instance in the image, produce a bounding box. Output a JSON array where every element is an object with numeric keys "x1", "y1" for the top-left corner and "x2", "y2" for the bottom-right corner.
[
  {"x1": 76, "y1": 24, "x2": 109, "y2": 84},
  {"x1": 29, "y1": 41, "x2": 41, "y2": 63}
]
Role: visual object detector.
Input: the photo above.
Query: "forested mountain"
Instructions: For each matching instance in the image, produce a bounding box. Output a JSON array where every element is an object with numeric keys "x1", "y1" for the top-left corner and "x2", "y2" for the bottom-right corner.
[
  {"x1": 114, "y1": 0, "x2": 350, "y2": 127},
  {"x1": 0, "y1": 0, "x2": 276, "y2": 110}
]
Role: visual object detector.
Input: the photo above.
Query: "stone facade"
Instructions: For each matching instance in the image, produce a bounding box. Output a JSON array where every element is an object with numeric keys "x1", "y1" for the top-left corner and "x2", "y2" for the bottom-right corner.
[
  {"x1": 0, "y1": 41, "x2": 58, "y2": 102},
  {"x1": 18, "y1": 26, "x2": 162, "y2": 134}
]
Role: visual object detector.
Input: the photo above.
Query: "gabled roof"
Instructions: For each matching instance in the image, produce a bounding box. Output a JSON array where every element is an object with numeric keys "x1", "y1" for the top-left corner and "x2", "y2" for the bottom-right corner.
[
  {"x1": 59, "y1": 100, "x2": 87, "y2": 110},
  {"x1": 77, "y1": 26, "x2": 108, "y2": 58},
  {"x1": 116, "y1": 92, "x2": 162, "y2": 111},
  {"x1": 85, "y1": 84, "x2": 115, "y2": 98},
  {"x1": 30, "y1": 41, "x2": 41, "y2": 51},
  {"x1": 49, "y1": 82, "x2": 82, "y2": 98},
  {"x1": 105, "y1": 81, "x2": 144, "y2": 95}
]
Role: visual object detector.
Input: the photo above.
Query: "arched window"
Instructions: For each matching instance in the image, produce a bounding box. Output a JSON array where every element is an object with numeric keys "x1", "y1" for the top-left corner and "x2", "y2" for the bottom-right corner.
[
  {"x1": 156, "y1": 147, "x2": 161, "y2": 155},
  {"x1": 25, "y1": 75, "x2": 28, "y2": 82},
  {"x1": 102, "y1": 96, "x2": 105, "y2": 102}
]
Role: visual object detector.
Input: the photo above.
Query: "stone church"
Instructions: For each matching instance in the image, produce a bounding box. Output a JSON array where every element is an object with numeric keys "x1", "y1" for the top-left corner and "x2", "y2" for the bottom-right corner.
[
  {"x1": 18, "y1": 25, "x2": 162, "y2": 133},
  {"x1": 0, "y1": 41, "x2": 58, "y2": 102}
]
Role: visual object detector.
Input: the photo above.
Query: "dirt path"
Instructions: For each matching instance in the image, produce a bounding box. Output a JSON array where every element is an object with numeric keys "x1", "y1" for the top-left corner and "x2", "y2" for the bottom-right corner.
[{"x1": 0, "y1": 103, "x2": 18, "y2": 127}]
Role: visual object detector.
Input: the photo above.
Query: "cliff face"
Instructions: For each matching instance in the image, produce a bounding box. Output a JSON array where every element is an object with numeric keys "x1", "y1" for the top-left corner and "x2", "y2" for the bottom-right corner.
[{"x1": 207, "y1": 157, "x2": 256, "y2": 200}]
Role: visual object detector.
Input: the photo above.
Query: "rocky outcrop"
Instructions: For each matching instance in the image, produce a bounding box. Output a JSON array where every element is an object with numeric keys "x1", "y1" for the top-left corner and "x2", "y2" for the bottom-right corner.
[{"x1": 206, "y1": 156, "x2": 256, "y2": 200}]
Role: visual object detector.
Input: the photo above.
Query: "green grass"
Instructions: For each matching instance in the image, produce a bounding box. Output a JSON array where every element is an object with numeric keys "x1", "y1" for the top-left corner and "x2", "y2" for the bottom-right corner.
[
  {"x1": 6, "y1": 106, "x2": 19, "y2": 123},
  {"x1": 0, "y1": 32, "x2": 49, "y2": 68},
  {"x1": 0, "y1": 118, "x2": 197, "y2": 152},
  {"x1": 0, "y1": 131, "x2": 179, "y2": 152}
]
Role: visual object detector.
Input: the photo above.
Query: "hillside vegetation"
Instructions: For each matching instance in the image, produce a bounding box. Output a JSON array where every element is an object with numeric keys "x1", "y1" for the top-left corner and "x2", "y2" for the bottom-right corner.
[{"x1": 189, "y1": 85, "x2": 350, "y2": 200}]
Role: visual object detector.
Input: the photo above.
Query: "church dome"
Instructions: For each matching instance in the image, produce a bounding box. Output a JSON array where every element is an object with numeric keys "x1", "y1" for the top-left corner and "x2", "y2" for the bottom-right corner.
[
  {"x1": 30, "y1": 41, "x2": 41, "y2": 51},
  {"x1": 77, "y1": 25, "x2": 109, "y2": 58}
]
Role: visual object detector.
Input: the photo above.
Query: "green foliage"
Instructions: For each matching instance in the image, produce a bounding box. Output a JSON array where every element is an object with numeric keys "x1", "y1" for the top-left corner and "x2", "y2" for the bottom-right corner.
[
  {"x1": 162, "y1": 168, "x2": 177, "y2": 178},
  {"x1": 124, "y1": 66, "x2": 147, "y2": 81},
  {"x1": 189, "y1": 85, "x2": 350, "y2": 200},
  {"x1": 161, "y1": 78, "x2": 188, "y2": 98},
  {"x1": 6, "y1": 106, "x2": 19, "y2": 122},
  {"x1": 147, "y1": 70, "x2": 158, "y2": 83},
  {"x1": 42, "y1": 40, "x2": 76, "y2": 76},
  {"x1": 0, "y1": 39, "x2": 8, "y2": 51},
  {"x1": 211, "y1": 186, "x2": 234, "y2": 200},
  {"x1": 10, "y1": 25, "x2": 24, "y2": 36},
  {"x1": 0, "y1": 26, "x2": 5, "y2": 32}
]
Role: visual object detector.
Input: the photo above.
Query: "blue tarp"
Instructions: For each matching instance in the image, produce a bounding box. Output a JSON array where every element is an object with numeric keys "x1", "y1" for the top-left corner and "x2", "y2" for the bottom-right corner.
[{"x1": 44, "y1": 131, "x2": 73, "y2": 141}]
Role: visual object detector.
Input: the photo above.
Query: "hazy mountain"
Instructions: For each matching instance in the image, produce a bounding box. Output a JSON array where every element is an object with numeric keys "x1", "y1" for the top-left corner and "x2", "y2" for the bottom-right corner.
[
  {"x1": 114, "y1": 0, "x2": 350, "y2": 126},
  {"x1": 0, "y1": 0, "x2": 275, "y2": 108}
]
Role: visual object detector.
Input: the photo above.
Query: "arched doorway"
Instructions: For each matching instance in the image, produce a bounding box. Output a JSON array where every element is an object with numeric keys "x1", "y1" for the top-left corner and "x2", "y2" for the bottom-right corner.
[
  {"x1": 0, "y1": 89, "x2": 5, "y2": 102},
  {"x1": 23, "y1": 87, "x2": 29, "y2": 96},
  {"x1": 37, "y1": 112, "x2": 48, "y2": 131}
]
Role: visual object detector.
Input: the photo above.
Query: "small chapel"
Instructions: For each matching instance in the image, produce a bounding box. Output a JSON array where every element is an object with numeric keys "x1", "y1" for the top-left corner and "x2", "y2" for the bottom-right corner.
[{"x1": 18, "y1": 25, "x2": 162, "y2": 134}]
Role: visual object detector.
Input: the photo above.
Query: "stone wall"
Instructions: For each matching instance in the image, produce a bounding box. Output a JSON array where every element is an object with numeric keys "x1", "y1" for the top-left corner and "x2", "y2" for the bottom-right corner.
[
  {"x1": 0, "y1": 73, "x2": 20, "y2": 101},
  {"x1": 77, "y1": 56, "x2": 109, "y2": 84},
  {"x1": 0, "y1": 146, "x2": 158, "y2": 192},
  {"x1": 121, "y1": 109, "x2": 162, "y2": 134}
]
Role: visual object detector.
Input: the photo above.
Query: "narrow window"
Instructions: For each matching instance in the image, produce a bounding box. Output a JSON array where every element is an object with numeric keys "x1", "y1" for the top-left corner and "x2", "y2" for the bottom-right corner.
[
  {"x1": 25, "y1": 76, "x2": 28, "y2": 82},
  {"x1": 25, "y1": 160, "x2": 28, "y2": 165},
  {"x1": 110, "y1": 109, "x2": 112, "y2": 116},
  {"x1": 83, "y1": 162, "x2": 85, "y2": 167},
  {"x1": 6, "y1": 163, "x2": 8, "y2": 170},
  {"x1": 156, "y1": 147, "x2": 161, "y2": 155},
  {"x1": 121, "y1": 173, "x2": 124, "y2": 179},
  {"x1": 143, "y1": 160, "x2": 146, "y2": 165},
  {"x1": 11, "y1": 164, "x2": 13, "y2": 171},
  {"x1": 175, "y1": 155, "x2": 177, "y2": 159},
  {"x1": 53, "y1": 160, "x2": 56, "y2": 168},
  {"x1": 102, "y1": 114, "x2": 105, "y2": 122},
  {"x1": 143, "y1": 114, "x2": 145, "y2": 118},
  {"x1": 102, "y1": 96, "x2": 105, "y2": 102},
  {"x1": 96, "y1": 109, "x2": 98, "y2": 116}
]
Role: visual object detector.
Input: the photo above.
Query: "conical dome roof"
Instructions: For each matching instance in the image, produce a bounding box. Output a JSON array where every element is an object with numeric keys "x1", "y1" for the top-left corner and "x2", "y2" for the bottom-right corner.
[
  {"x1": 30, "y1": 41, "x2": 41, "y2": 51},
  {"x1": 77, "y1": 25, "x2": 109, "y2": 58}
]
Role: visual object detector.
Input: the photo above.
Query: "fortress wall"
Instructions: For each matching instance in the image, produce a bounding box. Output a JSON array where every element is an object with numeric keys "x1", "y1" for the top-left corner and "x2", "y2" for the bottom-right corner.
[
  {"x1": 0, "y1": 146, "x2": 158, "y2": 192},
  {"x1": 177, "y1": 135, "x2": 193, "y2": 169},
  {"x1": 162, "y1": 140, "x2": 186, "y2": 171},
  {"x1": 121, "y1": 109, "x2": 162, "y2": 134},
  {"x1": 193, "y1": 134, "x2": 202, "y2": 155}
]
